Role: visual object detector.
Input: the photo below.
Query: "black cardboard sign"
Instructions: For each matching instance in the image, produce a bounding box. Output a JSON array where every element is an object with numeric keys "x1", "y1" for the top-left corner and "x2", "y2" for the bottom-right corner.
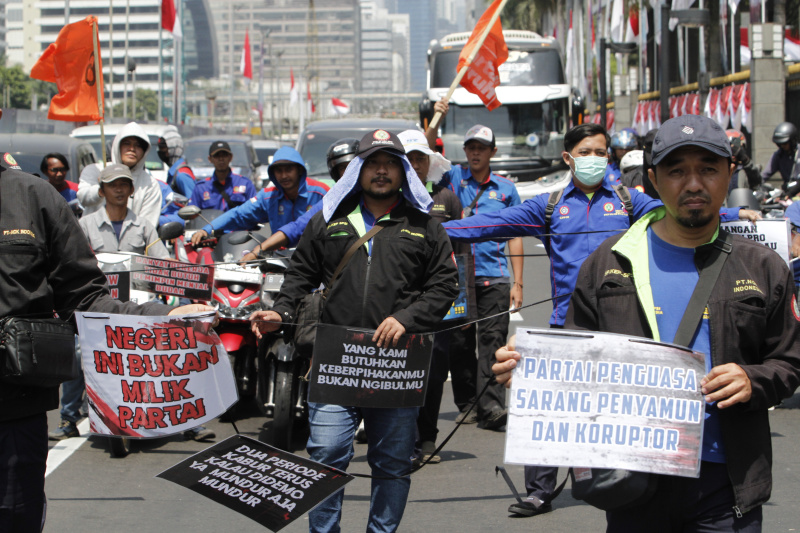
[
  {"x1": 157, "y1": 435, "x2": 352, "y2": 532},
  {"x1": 308, "y1": 324, "x2": 434, "y2": 408},
  {"x1": 104, "y1": 271, "x2": 130, "y2": 302},
  {"x1": 130, "y1": 255, "x2": 214, "y2": 301}
]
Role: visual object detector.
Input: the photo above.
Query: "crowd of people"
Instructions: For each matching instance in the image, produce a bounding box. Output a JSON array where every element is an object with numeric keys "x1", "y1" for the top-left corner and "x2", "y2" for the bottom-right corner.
[{"x1": 3, "y1": 102, "x2": 800, "y2": 532}]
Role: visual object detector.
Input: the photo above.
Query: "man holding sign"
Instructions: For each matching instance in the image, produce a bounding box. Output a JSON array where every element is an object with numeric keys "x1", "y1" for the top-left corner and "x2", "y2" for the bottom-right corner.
[
  {"x1": 495, "y1": 115, "x2": 800, "y2": 531},
  {"x1": 250, "y1": 129, "x2": 458, "y2": 532}
]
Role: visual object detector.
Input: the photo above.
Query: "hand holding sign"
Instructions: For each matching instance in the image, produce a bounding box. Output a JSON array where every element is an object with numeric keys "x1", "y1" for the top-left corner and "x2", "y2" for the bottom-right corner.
[
  {"x1": 700, "y1": 363, "x2": 752, "y2": 408},
  {"x1": 492, "y1": 335, "x2": 520, "y2": 389},
  {"x1": 249, "y1": 310, "x2": 282, "y2": 339},
  {"x1": 372, "y1": 317, "x2": 406, "y2": 348}
]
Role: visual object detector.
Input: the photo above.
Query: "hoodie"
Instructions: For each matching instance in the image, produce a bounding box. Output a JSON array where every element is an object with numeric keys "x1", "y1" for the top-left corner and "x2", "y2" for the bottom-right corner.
[
  {"x1": 200, "y1": 147, "x2": 329, "y2": 235},
  {"x1": 77, "y1": 122, "x2": 163, "y2": 228}
]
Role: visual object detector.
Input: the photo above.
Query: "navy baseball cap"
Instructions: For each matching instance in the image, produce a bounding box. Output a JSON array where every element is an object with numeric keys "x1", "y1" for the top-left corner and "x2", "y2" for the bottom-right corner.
[
  {"x1": 357, "y1": 129, "x2": 405, "y2": 159},
  {"x1": 651, "y1": 115, "x2": 732, "y2": 166}
]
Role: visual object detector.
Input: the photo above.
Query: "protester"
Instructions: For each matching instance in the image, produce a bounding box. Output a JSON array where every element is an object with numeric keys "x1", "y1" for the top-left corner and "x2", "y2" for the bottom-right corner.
[
  {"x1": 427, "y1": 99, "x2": 524, "y2": 430},
  {"x1": 398, "y1": 128, "x2": 462, "y2": 464},
  {"x1": 240, "y1": 139, "x2": 355, "y2": 260},
  {"x1": 190, "y1": 146, "x2": 326, "y2": 245},
  {"x1": 726, "y1": 129, "x2": 761, "y2": 193},
  {"x1": 618, "y1": 149, "x2": 644, "y2": 192},
  {"x1": 494, "y1": 114, "x2": 800, "y2": 531},
  {"x1": 78, "y1": 122, "x2": 163, "y2": 228},
  {"x1": 40, "y1": 152, "x2": 78, "y2": 202},
  {"x1": 605, "y1": 129, "x2": 638, "y2": 185},
  {"x1": 443, "y1": 121, "x2": 758, "y2": 518},
  {"x1": 187, "y1": 140, "x2": 257, "y2": 217},
  {"x1": 0, "y1": 107, "x2": 214, "y2": 532},
  {"x1": 250, "y1": 129, "x2": 458, "y2": 532},
  {"x1": 157, "y1": 129, "x2": 196, "y2": 198},
  {"x1": 761, "y1": 121, "x2": 800, "y2": 189},
  {"x1": 785, "y1": 201, "x2": 800, "y2": 291}
]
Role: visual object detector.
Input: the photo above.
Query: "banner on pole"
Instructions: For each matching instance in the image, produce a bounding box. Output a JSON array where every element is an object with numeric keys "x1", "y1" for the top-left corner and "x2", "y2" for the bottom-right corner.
[
  {"x1": 308, "y1": 325, "x2": 434, "y2": 408},
  {"x1": 506, "y1": 328, "x2": 705, "y2": 478},
  {"x1": 75, "y1": 312, "x2": 237, "y2": 437},
  {"x1": 157, "y1": 435, "x2": 353, "y2": 532}
]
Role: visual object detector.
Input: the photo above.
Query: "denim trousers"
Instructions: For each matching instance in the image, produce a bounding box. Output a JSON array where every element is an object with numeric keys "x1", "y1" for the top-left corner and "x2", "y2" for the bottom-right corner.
[
  {"x1": 59, "y1": 368, "x2": 84, "y2": 424},
  {"x1": 306, "y1": 402, "x2": 418, "y2": 533}
]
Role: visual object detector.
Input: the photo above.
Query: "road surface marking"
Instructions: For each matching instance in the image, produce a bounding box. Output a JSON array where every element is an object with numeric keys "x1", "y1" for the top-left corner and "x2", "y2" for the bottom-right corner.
[{"x1": 45, "y1": 419, "x2": 90, "y2": 478}]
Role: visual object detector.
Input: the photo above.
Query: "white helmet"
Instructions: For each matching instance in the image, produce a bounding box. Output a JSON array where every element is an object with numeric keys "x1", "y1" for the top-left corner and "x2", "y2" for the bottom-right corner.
[{"x1": 620, "y1": 149, "x2": 644, "y2": 173}]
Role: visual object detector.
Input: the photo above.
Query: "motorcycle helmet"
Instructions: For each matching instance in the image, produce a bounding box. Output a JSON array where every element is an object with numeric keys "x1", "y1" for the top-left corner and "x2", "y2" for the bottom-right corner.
[
  {"x1": 610, "y1": 130, "x2": 638, "y2": 150},
  {"x1": 772, "y1": 122, "x2": 798, "y2": 146},
  {"x1": 620, "y1": 150, "x2": 644, "y2": 173},
  {"x1": 326, "y1": 138, "x2": 360, "y2": 181}
]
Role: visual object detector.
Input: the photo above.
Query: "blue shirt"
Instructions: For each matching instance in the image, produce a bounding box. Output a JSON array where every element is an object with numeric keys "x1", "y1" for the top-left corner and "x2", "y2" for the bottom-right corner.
[
  {"x1": 278, "y1": 201, "x2": 323, "y2": 246},
  {"x1": 167, "y1": 157, "x2": 197, "y2": 198},
  {"x1": 189, "y1": 170, "x2": 257, "y2": 212},
  {"x1": 157, "y1": 179, "x2": 185, "y2": 227},
  {"x1": 647, "y1": 227, "x2": 725, "y2": 463},
  {"x1": 440, "y1": 165, "x2": 521, "y2": 280},
  {"x1": 202, "y1": 177, "x2": 329, "y2": 235},
  {"x1": 443, "y1": 179, "x2": 742, "y2": 326}
]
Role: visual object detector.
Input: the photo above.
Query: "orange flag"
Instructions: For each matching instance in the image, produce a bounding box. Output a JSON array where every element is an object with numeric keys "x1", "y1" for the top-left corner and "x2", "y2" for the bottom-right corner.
[
  {"x1": 30, "y1": 16, "x2": 104, "y2": 122},
  {"x1": 457, "y1": 0, "x2": 508, "y2": 111}
]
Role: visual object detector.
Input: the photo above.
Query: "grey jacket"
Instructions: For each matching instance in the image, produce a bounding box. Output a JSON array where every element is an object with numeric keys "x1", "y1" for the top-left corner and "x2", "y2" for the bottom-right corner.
[{"x1": 79, "y1": 208, "x2": 169, "y2": 258}]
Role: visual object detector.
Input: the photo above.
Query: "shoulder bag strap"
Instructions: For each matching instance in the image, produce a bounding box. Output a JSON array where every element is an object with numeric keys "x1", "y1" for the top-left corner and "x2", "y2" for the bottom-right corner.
[
  {"x1": 672, "y1": 230, "x2": 733, "y2": 347},
  {"x1": 544, "y1": 188, "x2": 565, "y2": 250},
  {"x1": 612, "y1": 184, "x2": 636, "y2": 227},
  {"x1": 323, "y1": 224, "x2": 385, "y2": 295},
  {"x1": 212, "y1": 179, "x2": 242, "y2": 210},
  {"x1": 463, "y1": 179, "x2": 492, "y2": 217}
]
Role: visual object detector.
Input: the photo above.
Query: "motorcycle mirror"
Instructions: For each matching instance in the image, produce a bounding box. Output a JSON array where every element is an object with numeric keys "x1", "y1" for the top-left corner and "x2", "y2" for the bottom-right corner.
[
  {"x1": 158, "y1": 221, "x2": 184, "y2": 241},
  {"x1": 177, "y1": 205, "x2": 201, "y2": 220},
  {"x1": 172, "y1": 193, "x2": 189, "y2": 205},
  {"x1": 227, "y1": 231, "x2": 252, "y2": 245}
]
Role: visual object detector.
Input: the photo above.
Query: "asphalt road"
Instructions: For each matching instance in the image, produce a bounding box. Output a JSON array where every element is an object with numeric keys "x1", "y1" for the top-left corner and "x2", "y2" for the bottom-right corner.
[{"x1": 43, "y1": 238, "x2": 800, "y2": 531}]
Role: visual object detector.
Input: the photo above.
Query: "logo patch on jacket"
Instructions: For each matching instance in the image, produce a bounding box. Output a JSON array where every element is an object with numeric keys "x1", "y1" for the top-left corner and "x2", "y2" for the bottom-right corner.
[
  {"x1": 733, "y1": 279, "x2": 763, "y2": 295},
  {"x1": 3, "y1": 153, "x2": 20, "y2": 169},
  {"x1": 603, "y1": 202, "x2": 615, "y2": 213},
  {"x1": 278, "y1": 204, "x2": 285, "y2": 215},
  {"x1": 559, "y1": 205, "x2": 570, "y2": 216},
  {"x1": 234, "y1": 185, "x2": 247, "y2": 193},
  {"x1": 203, "y1": 191, "x2": 210, "y2": 200},
  {"x1": 2, "y1": 229, "x2": 35, "y2": 239}
]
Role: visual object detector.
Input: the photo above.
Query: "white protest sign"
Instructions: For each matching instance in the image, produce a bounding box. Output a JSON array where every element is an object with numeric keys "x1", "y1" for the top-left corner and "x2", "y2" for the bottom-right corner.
[
  {"x1": 721, "y1": 219, "x2": 792, "y2": 265},
  {"x1": 75, "y1": 312, "x2": 238, "y2": 437},
  {"x1": 506, "y1": 328, "x2": 705, "y2": 478}
]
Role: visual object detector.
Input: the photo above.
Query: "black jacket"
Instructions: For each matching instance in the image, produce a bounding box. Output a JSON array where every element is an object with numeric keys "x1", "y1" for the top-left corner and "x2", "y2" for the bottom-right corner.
[
  {"x1": 0, "y1": 165, "x2": 171, "y2": 421},
  {"x1": 567, "y1": 223, "x2": 800, "y2": 515},
  {"x1": 272, "y1": 195, "x2": 459, "y2": 332}
]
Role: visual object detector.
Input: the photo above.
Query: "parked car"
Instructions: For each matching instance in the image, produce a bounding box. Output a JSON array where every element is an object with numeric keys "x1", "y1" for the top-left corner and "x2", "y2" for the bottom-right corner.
[
  {"x1": 71, "y1": 123, "x2": 179, "y2": 182},
  {"x1": 0, "y1": 133, "x2": 97, "y2": 184},
  {"x1": 296, "y1": 118, "x2": 419, "y2": 186},
  {"x1": 183, "y1": 135, "x2": 262, "y2": 186}
]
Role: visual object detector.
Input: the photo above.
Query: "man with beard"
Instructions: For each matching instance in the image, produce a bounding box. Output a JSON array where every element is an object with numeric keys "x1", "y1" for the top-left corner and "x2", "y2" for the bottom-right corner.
[
  {"x1": 494, "y1": 114, "x2": 800, "y2": 531},
  {"x1": 249, "y1": 129, "x2": 458, "y2": 533}
]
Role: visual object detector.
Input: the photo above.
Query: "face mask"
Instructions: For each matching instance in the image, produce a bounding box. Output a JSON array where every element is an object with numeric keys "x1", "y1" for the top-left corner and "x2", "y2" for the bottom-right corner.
[{"x1": 569, "y1": 154, "x2": 607, "y2": 187}]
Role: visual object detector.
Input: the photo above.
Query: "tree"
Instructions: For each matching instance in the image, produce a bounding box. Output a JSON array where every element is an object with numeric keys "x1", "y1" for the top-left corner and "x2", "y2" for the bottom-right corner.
[
  {"x1": 112, "y1": 89, "x2": 159, "y2": 121},
  {"x1": 0, "y1": 55, "x2": 57, "y2": 110}
]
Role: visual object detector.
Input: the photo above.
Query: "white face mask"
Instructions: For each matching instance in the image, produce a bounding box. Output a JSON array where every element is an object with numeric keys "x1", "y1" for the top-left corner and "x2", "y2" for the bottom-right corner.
[{"x1": 569, "y1": 154, "x2": 608, "y2": 187}]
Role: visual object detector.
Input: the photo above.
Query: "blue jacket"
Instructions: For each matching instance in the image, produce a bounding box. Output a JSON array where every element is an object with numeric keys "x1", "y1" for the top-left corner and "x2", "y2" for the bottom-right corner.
[
  {"x1": 444, "y1": 179, "x2": 743, "y2": 326},
  {"x1": 157, "y1": 179, "x2": 185, "y2": 227},
  {"x1": 201, "y1": 147, "x2": 329, "y2": 235},
  {"x1": 440, "y1": 165, "x2": 521, "y2": 280},
  {"x1": 167, "y1": 157, "x2": 196, "y2": 198},
  {"x1": 279, "y1": 202, "x2": 322, "y2": 246},
  {"x1": 604, "y1": 160, "x2": 622, "y2": 185},
  {"x1": 190, "y1": 170, "x2": 257, "y2": 212},
  {"x1": 784, "y1": 201, "x2": 800, "y2": 284}
]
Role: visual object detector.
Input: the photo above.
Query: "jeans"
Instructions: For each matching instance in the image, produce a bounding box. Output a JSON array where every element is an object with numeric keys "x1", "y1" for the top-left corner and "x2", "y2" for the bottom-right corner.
[
  {"x1": 59, "y1": 371, "x2": 84, "y2": 424},
  {"x1": 0, "y1": 414, "x2": 48, "y2": 532},
  {"x1": 307, "y1": 402, "x2": 418, "y2": 533}
]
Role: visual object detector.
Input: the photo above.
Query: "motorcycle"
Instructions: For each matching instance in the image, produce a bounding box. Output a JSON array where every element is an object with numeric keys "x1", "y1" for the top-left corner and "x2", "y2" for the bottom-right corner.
[{"x1": 252, "y1": 248, "x2": 310, "y2": 451}]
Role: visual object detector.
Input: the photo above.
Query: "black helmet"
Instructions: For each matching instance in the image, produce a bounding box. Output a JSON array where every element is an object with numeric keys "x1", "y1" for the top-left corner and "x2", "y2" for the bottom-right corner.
[
  {"x1": 326, "y1": 138, "x2": 360, "y2": 181},
  {"x1": 772, "y1": 122, "x2": 798, "y2": 145}
]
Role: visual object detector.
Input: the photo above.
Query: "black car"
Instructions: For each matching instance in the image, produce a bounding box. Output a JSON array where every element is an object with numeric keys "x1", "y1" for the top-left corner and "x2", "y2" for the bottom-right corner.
[
  {"x1": 297, "y1": 118, "x2": 420, "y2": 184},
  {"x1": 0, "y1": 133, "x2": 97, "y2": 184}
]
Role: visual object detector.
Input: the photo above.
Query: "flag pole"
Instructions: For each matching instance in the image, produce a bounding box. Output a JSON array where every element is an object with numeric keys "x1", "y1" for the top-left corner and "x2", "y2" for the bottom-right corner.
[
  {"x1": 92, "y1": 18, "x2": 107, "y2": 168},
  {"x1": 429, "y1": 0, "x2": 509, "y2": 131}
]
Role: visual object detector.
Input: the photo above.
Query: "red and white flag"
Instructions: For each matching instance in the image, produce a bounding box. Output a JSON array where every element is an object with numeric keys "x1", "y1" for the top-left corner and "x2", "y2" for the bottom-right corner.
[
  {"x1": 240, "y1": 30, "x2": 252, "y2": 82},
  {"x1": 331, "y1": 97, "x2": 350, "y2": 115},
  {"x1": 289, "y1": 68, "x2": 298, "y2": 107},
  {"x1": 306, "y1": 82, "x2": 315, "y2": 115},
  {"x1": 786, "y1": 30, "x2": 800, "y2": 61},
  {"x1": 624, "y1": 6, "x2": 639, "y2": 43},
  {"x1": 740, "y1": 83, "x2": 751, "y2": 132},
  {"x1": 718, "y1": 86, "x2": 732, "y2": 128},
  {"x1": 161, "y1": 0, "x2": 182, "y2": 39}
]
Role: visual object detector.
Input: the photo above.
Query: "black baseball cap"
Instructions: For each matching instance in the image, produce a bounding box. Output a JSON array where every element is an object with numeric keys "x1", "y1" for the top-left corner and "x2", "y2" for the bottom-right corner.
[
  {"x1": 357, "y1": 129, "x2": 405, "y2": 159},
  {"x1": 651, "y1": 115, "x2": 732, "y2": 166},
  {"x1": 209, "y1": 141, "x2": 232, "y2": 156}
]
